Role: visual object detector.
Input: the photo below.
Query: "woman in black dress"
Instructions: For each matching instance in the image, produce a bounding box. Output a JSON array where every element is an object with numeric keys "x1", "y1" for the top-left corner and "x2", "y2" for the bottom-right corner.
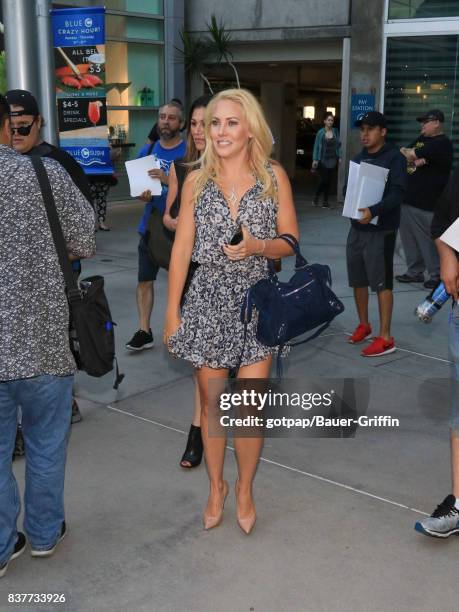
[{"x1": 163, "y1": 95, "x2": 212, "y2": 469}]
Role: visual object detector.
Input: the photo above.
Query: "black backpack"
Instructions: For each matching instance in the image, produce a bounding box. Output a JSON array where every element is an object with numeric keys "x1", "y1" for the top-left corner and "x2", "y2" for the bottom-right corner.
[{"x1": 31, "y1": 156, "x2": 124, "y2": 389}]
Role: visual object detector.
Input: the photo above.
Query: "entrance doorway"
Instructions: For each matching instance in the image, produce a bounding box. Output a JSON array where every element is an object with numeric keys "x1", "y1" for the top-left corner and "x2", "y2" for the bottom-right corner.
[{"x1": 205, "y1": 60, "x2": 342, "y2": 199}]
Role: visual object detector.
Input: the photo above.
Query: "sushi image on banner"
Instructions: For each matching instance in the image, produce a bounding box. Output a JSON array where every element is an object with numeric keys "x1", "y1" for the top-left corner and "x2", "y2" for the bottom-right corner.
[
  {"x1": 55, "y1": 45, "x2": 106, "y2": 98},
  {"x1": 51, "y1": 6, "x2": 112, "y2": 175}
]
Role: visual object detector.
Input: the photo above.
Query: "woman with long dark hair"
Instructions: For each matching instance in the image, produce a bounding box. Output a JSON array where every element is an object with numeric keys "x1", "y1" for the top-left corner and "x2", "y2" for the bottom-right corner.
[
  {"x1": 311, "y1": 112, "x2": 341, "y2": 208},
  {"x1": 164, "y1": 89, "x2": 298, "y2": 534},
  {"x1": 163, "y1": 95, "x2": 212, "y2": 469}
]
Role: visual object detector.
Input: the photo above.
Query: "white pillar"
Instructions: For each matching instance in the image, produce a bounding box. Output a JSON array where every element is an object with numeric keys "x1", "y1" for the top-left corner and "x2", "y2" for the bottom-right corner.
[
  {"x1": 36, "y1": 0, "x2": 57, "y2": 145},
  {"x1": 164, "y1": 0, "x2": 185, "y2": 105},
  {"x1": 3, "y1": 0, "x2": 39, "y2": 96},
  {"x1": 338, "y1": 37, "x2": 351, "y2": 202}
]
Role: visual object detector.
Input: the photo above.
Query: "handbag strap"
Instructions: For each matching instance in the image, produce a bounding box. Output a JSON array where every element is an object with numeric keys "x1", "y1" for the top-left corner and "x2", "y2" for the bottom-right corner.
[
  {"x1": 267, "y1": 234, "x2": 308, "y2": 274},
  {"x1": 31, "y1": 156, "x2": 81, "y2": 302}
]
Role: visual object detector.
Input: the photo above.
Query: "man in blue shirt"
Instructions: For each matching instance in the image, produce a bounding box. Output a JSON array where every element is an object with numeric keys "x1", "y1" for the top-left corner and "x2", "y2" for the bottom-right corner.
[{"x1": 126, "y1": 101, "x2": 186, "y2": 351}]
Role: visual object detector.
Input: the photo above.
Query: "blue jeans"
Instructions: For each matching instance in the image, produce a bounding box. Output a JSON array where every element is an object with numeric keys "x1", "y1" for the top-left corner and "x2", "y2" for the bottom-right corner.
[{"x1": 0, "y1": 374, "x2": 73, "y2": 564}]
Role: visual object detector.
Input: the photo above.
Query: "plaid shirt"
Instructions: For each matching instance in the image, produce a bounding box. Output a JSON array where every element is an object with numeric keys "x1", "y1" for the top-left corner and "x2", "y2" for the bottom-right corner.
[{"x1": 0, "y1": 146, "x2": 96, "y2": 381}]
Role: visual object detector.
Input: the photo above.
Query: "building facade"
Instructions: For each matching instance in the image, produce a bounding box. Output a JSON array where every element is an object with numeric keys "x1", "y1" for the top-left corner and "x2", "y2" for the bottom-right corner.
[
  {"x1": 384, "y1": 0, "x2": 459, "y2": 161},
  {"x1": 185, "y1": 0, "x2": 459, "y2": 192}
]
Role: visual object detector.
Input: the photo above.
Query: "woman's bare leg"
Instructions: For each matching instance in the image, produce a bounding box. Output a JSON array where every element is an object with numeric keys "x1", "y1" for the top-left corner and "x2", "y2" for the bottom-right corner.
[
  {"x1": 196, "y1": 366, "x2": 229, "y2": 518},
  {"x1": 192, "y1": 373, "x2": 201, "y2": 426},
  {"x1": 234, "y1": 355, "x2": 272, "y2": 519}
]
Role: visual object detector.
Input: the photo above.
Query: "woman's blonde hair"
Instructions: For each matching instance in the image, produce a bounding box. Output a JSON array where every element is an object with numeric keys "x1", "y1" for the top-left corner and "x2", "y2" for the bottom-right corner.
[{"x1": 192, "y1": 88, "x2": 276, "y2": 203}]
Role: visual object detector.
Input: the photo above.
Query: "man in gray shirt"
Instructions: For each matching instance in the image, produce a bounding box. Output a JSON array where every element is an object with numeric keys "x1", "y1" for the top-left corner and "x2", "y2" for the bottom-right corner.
[{"x1": 0, "y1": 95, "x2": 96, "y2": 577}]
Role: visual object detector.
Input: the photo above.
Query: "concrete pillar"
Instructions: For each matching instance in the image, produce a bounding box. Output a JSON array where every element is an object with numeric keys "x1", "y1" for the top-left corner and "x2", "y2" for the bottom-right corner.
[
  {"x1": 164, "y1": 0, "x2": 185, "y2": 105},
  {"x1": 36, "y1": 0, "x2": 57, "y2": 145},
  {"x1": 282, "y1": 84, "x2": 297, "y2": 178},
  {"x1": 347, "y1": 0, "x2": 385, "y2": 158},
  {"x1": 189, "y1": 72, "x2": 204, "y2": 105},
  {"x1": 260, "y1": 82, "x2": 284, "y2": 163},
  {"x1": 338, "y1": 37, "x2": 351, "y2": 201},
  {"x1": 3, "y1": 0, "x2": 39, "y2": 97}
]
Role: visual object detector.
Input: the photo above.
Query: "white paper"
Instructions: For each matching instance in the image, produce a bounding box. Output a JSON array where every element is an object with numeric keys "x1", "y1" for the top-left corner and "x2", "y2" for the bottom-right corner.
[
  {"x1": 342, "y1": 161, "x2": 360, "y2": 220},
  {"x1": 124, "y1": 155, "x2": 162, "y2": 197},
  {"x1": 440, "y1": 217, "x2": 459, "y2": 251},
  {"x1": 342, "y1": 161, "x2": 389, "y2": 226}
]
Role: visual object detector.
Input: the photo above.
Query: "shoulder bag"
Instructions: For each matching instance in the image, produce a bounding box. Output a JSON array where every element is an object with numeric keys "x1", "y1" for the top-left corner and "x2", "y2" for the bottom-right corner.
[
  {"x1": 240, "y1": 234, "x2": 344, "y2": 376},
  {"x1": 31, "y1": 156, "x2": 124, "y2": 389}
]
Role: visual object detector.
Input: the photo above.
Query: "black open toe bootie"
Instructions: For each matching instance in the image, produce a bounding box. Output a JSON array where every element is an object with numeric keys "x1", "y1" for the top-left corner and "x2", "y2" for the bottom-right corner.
[{"x1": 180, "y1": 424, "x2": 203, "y2": 468}]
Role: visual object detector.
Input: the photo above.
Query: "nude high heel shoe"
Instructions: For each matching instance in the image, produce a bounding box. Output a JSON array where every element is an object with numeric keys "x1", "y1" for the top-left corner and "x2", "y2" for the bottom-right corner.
[
  {"x1": 235, "y1": 479, "x2": 257, "y2": 535},
  {"x1": 203, "y1": 480, "x2": 229, "y2": 530}
]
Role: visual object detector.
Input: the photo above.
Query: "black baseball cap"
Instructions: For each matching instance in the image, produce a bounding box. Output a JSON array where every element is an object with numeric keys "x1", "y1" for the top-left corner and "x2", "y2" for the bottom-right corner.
[
  {"x1": 416, "y1": 109, "x2": 444, "y2": 123},
  {"x1": 354, "y1": 111, "x2": 387, "y2": 128},
  {"x1": 5, "y1": 90, "x2": 40, "y2": 117}
]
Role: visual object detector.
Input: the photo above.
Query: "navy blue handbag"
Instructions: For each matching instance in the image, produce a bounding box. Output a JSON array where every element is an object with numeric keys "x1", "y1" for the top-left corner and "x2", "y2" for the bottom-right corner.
[{"x1": 240, "y1": 234, "x2": 344, "y2": 374}]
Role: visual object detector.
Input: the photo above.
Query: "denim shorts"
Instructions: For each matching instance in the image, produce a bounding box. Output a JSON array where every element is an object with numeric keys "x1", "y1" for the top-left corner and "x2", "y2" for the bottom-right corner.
[
  {"x1": 449, "y1": 302, "x2": 459, "y2": 430},
  {"x1": 138, "y1": 232, "x2": 159, "y2": 282}
]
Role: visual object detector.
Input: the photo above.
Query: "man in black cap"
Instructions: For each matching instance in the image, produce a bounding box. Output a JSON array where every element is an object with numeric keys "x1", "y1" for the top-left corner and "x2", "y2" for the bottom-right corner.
[
  {"x1": 5, "y1": 89, "x2": 92, "y2": 428},
  {"x1": 5, "y1": 89, "x2": 91, "y2": 203},
  {"x1": 346, "y1": 111, "x2": 406, "y2": 357},
  {"x1": 396, "y1": 109, "x2": 453, "y2": 289}
]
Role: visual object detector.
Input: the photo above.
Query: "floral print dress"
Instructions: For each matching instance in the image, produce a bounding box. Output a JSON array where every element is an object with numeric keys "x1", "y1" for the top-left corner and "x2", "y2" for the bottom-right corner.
[{"x1": 167, "y1": 174, "x2": 284, "y2": 369}]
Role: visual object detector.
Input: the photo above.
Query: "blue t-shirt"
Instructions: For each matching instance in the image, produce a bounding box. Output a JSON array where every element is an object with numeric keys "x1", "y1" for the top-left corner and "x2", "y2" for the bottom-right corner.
[{"x1": 137, "y1": 139, "x2": 187, "y2": 235}]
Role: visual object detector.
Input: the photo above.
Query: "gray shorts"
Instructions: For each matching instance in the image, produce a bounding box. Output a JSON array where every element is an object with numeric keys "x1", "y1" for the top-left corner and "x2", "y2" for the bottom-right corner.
[{"x1": 346, "y1": 226, "x2": 396, "y2": 292}]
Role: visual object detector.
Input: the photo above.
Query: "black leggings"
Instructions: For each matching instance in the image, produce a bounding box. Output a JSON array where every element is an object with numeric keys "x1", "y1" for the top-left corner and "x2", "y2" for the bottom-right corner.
[{"x1": 315, "y1": 166, "x2": 336, "y2": 202}]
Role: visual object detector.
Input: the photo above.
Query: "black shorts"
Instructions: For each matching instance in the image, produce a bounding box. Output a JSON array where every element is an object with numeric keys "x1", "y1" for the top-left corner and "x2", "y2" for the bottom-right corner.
[
  {"x1": 138, "y1": 232, "x2": 159, "y2": 282},
  {"x1": 346, "y1": 226, "x2": 396, "y2": 292}
]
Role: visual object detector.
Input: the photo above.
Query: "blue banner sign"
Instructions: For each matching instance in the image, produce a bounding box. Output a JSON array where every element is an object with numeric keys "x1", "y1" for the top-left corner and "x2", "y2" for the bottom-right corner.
[
  {"x1": 51, "y1": 7, "x2": 112, "y2": 175},
  {"x1": 51, "y1": 8, "x2": 105, "y2": 47},
  {"x1": 351, "y1": 94, "x2": 376, "y2": 128}
]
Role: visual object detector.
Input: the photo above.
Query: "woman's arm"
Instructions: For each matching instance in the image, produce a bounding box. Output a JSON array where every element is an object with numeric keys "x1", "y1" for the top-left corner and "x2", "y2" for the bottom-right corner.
[
  {"x1": 163, "y1": 172, "x2": 197, "y2": 343},
  {"x1": 312, "y1": 129, "x2": 322, "y2": 164},
  {"x1": 335, "y1": 128, "x2": 342, "y2": 160},
  {"x1": 163, "y1": 163, "x2": 178, "y2": 231},
  {"x1": 222, "y1": 163, "x2": 299, "y2": 261}
]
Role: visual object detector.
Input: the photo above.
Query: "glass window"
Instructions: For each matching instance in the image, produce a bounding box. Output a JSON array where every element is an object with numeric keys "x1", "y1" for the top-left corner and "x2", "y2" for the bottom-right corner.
[
  {"x1": 106, "y1": 15, "x2": 163, "y2": 41},
  {"x1": 105, "y1": 41, "x2": 164, "y2": 107},
  {"x1": 388, "y1": 0, "x2": 459, "y2": 19},
  {"x1": 107, "y1": 0, "x2": 163, "y2": 13},
  {"x1": 384, "y1": 36, "x2": 458, "y2": 160},
  {"x1": 53, "y1": 1, "x2": 163, "y2": 14}
]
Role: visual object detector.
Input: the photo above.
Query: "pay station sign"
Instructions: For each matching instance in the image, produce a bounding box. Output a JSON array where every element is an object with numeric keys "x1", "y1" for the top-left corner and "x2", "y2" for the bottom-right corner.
[{"x1": 351, "y1": 94, "x2": 375, "y2": 127}]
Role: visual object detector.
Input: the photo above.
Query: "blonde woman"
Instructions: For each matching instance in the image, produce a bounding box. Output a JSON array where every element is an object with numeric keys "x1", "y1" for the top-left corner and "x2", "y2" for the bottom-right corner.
[{"x1": 164, "y1": 89, "x2": 299, "y2": 534}]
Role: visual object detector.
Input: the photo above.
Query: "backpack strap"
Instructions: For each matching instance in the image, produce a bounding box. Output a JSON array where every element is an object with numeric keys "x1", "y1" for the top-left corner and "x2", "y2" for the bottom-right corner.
[
  {"x1": 31, "y1": 156, "x2": 82, "y2": 303},
  {"x1": 113, "y1": 356, "x2": 125, "y2": 390}
]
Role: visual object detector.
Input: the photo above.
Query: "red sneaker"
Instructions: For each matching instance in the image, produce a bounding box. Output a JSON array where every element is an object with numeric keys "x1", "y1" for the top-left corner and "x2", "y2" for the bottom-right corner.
[
  {"x1": 348, "y1": 323, "x2": 372, "y2": 344},
  {"x1": 361, "y1": 336, "x2": 396, "y2": 357}
]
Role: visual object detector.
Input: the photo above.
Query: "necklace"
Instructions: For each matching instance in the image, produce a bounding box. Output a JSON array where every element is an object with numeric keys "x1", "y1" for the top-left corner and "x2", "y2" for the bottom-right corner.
[{"x1": 228, "y1": 185, "x2": 238, "y2": 206}]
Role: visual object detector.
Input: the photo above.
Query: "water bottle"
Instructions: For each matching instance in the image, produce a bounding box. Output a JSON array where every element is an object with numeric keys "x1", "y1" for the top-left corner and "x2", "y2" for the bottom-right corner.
[{"x1": 415, "y1": 281, "x2": 450, "y2": 323}]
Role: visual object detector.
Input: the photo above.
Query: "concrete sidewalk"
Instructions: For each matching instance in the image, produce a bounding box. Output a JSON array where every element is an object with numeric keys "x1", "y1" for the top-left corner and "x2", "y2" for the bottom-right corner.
[{"x1": 3, "y1": 197, "x2": 456, "y2": 612}]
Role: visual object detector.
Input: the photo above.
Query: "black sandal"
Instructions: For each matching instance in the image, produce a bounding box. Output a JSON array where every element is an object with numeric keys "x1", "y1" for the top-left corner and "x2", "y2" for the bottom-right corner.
[{"x1": 180, "y1": 424, "x2": 203, "y2": 468}]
